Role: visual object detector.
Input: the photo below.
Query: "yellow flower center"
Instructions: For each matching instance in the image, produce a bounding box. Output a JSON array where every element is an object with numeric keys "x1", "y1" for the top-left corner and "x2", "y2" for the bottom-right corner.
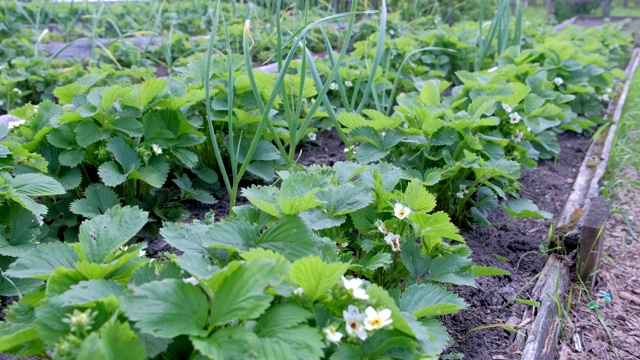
[{"x1": 368, "y1": 317, "x2": 383, "y2": 327}]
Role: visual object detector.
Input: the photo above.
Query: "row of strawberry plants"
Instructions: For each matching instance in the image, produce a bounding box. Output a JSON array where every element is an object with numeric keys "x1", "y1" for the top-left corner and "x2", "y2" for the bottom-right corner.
[{"x1": 0, "y1": 6, "x2": 633, "y2": 360}]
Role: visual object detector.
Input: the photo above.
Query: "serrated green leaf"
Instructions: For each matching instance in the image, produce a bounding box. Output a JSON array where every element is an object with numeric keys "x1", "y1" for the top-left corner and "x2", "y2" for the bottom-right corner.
[
  {"x1": 77, "y1": 206, "x2": 148, "y2": 263},
  {"x1": 399, "y1": 283, "x2": 467, "y2": 318},
  {"x1": 46, "y1": 127, "x2": 76, "y2": 149},
  {"x1": 57, "y1": 279, "x2": 125, "y2": 307},
  {"x1": 501, "y1": 198, "x2": 552, "y2": 220},
  {"x1": 121, "y1": 279, "x2": 208, "y2": 338},
  {"x1": 70, "y1": 184, "x2": 121, "y2": 218},
  {"x1": 337, "y1": 112, "x2": 400, "y2": 132},
  {"x1": 468, "y1": 96, "x2": 497, "y2": 118},
  {"x1": 402, "y1": 315, "x2": 450, "y2": 356},
  {"x1": 58, "y1": 149, "x2": 86, "y2": 167},
  {"x1": 241, "y1": 185, "x2": 281, "y2": 218},
  {"x1": 404, "y1": 179, "x2": 436, "y2": 213},
  {"x1": 130, "y1": 156, "x2": 169, "y2": 188},
  {"x1": 100, "y1": 85, "x2": 133, "y2": 110},
  {"x1": 209, "y1": 258, "x2": 288, "y2": 326},
  {"x1": 420, "y1": 80, "x2": 441, "y2": 107},
  {"x1": 75, "y1": 122, "x2": 110, "y2": 147},
  {"x1": 54, "y1": 83, "x2": 88, "y2": 105},
  {"x1": 171, "y1": 148, "x2": 199, "y2": 169},
  {"x1": 121, "y1": 79, "x2": 168, "y2": 111},
  {"x1": 170, "y1": 252, "x2": 219, "y2": 280},
  {"x1": 501, "y1": 82, "x2": 530, "y2": 106},
  {"x1": 6, "y1": 242, "x2": 79, "y2": 279},
  {"x1": 359, "y1": 252, "x2": 392, "y2": 276},
  {"x1": 0, "y1": 323, "x2": 40, "y2": 352},
  {"x1": 192, "y1": 326, "x2": 295, "y2": 360},
  {"x1": 9, "y1": 173, "x2": 65, "y2": 197},
  {"x1": 76, "y1": 321, "x2": 145, "y2": 360},
  {"x1": 411, "y1": 212, "x2": 464, "y2": 250},
  {"x1": 257, "y1": 216, "x2": 319, "y2": 261},
  {"x1": 288, "y1": 256, "x2": 349, "y2": 302},
  {"x1": 106, "y1": 137, "x2": 141, "y2": 172},
  {"x1": 254, "y1": 302, "x2": 313, "y2": 337},
  {"x1": 98, "y1": 161, "x2": 128, "y2": 187}
]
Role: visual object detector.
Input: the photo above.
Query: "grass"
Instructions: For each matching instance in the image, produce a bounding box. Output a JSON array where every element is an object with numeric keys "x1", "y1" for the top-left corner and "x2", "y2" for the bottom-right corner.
[
  {"x1": 523, "y1": 0, "x2": 640, "y2": 24},
  {"x1": 603, "y1": 54, "x2": 640, "y2": 199}
]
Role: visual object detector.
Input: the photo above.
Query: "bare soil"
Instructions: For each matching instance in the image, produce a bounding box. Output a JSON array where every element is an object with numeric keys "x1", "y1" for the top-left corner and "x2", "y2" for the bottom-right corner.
[
  {"x1": 557, "y1": 165, "x2": 640, "y2": 360},
  {"x1": 442, "y1": 132, "x2": 589, "y2": 359}
]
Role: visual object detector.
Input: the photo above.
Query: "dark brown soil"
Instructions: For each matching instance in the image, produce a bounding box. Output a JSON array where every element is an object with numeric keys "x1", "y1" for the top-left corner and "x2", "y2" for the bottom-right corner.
[
  {"x1": 297, "y1": 128, "x2": 347, "y2": 167},
  {"x1": 442, "y1": 132, "x2": 589, "y2": 359}
]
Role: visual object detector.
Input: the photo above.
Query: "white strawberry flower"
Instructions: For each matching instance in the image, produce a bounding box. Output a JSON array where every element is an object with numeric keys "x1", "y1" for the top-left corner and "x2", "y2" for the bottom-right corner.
[
  {"x1": 345, "y1": 80, "x2": 353, "y2": 88},
  {"x1": 324, "y1": 326, "x2": 343, "y2": 343},
  {"x1": 329, "y1": 82, "x2": 338, "y2": 91},
  {"x1": 138, "y1": 249, "x2": 147, "y2": 257},
  {"x1": 311, "y1": 98, "x2": 316, "y2": 104},
  {"x1": 12, "y1": 88, "x2": 22, "y2": 95},
  {"x1": 456, "y1": 191, "x2": 465, "y2": 199},
  {"x1": 512, "y1": 130, "x2": 524, "y2": 143},
  {"x1": 375, "y1": 219, "x2": 388, "y2": 234},
  {"x1": 183, "y1": 277, "x2": 199, "y2": 286},
  {"x1": 364, "y1": 306, "x2": 393, "y2": 331},
  {"x1": 502, "y1": 102, "x2": 512, "y2": 113},
  {"x1": 603, "y1": 94, "x2": 610, "y2": 102},
  {"x1": 342, "y1": 276, "x2": 369, "y2": 300},
  {"x1": 7, "y1": 119, "x2": 26, "y2": 129},
  {"x1": 343, "y1": 305, "x2": 367, "y2": 340},
  {"x1": 460, "y1": 184, "x2": 469, "y2": 195},
  {"x1": 605, "y1": 87, "x2": 612, "y2": 94},
  {"x1": 308, "y1": 132, "x2": 317, "y2": 141},
  {"x1": 293, "y1": 287, "x2": 304, "y2": 296},
  {"x1": 509, "y1": 112, "x2": 522, "y2": 124},
  {"x1": 488, "y1": 66, "x2": 498, "y2": 73},
  {"x1": 553, "y1": 77, "x2": 564, "y2": 86},
  {"x1": 151, "y1": 143, "x2": 163, "y2": 155},
  {"x1": 393, "y1": 203, "x2": 411, "y2": 219},
  {"x1": 384, "y1": 233, "x2": 401, "y2": 252}
]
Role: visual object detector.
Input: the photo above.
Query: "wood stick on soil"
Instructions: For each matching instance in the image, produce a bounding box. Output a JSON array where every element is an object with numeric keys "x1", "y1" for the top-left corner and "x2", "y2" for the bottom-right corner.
[
  {"x1": 577, "y1": 196, "x2": 608, "y2": 288},
  {"x1": 521, "y1": 254, "x2": 570, "y2": 360},
  {"x1": 619, "y1": 292, "x2": 640, "y2": 305}
]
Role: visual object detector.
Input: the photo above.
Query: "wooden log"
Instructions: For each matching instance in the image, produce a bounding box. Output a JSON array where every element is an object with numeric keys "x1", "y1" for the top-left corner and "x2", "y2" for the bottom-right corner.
[
  {"x1": 577, "y1": 196, "x2": 608, "y2": 288},
  {"x1": 521, "y1": 254, "x2": 570, "y2": 360},
  {"x1": 546, "y1": 0, "x2": 554, "y2": 25},
  {"x1": 603, "y1": 0, "x2": 612, "y2": 17}
]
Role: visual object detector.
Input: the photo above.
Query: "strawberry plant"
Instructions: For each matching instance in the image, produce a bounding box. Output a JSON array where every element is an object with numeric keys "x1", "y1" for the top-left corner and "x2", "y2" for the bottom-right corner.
[{"x1": 0, "y1": 205, "x2": 475, "y2": 359}]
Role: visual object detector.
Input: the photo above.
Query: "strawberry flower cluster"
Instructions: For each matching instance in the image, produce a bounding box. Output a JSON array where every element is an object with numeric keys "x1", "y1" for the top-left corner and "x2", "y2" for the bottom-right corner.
[{"x1": 323, "y1": 277, "x2": 393, "y2": 343}]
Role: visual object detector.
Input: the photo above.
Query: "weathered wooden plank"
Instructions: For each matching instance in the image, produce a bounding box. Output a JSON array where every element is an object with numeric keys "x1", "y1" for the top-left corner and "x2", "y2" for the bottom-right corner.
[
  {"x1": 577, "y1": 196, "x2": 608, "y2": 288},
  {"x1": 521, "y1": 254, "x2": 570, "y2": 360}
]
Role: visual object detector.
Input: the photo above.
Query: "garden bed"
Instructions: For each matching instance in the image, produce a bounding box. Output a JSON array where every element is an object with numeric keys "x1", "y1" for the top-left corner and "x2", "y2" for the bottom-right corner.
[{"x1": 0, "y1": 2, "x2": 636, "y2": 359}]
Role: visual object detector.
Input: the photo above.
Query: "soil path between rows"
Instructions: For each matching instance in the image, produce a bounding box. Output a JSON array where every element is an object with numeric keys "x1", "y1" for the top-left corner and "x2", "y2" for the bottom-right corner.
[
  {"x1": 442, "y1": 132, "x2": 589, "y2": 359},
  {"x1": 558, "y1": 162, "x2": 640, "y2": 359}
]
